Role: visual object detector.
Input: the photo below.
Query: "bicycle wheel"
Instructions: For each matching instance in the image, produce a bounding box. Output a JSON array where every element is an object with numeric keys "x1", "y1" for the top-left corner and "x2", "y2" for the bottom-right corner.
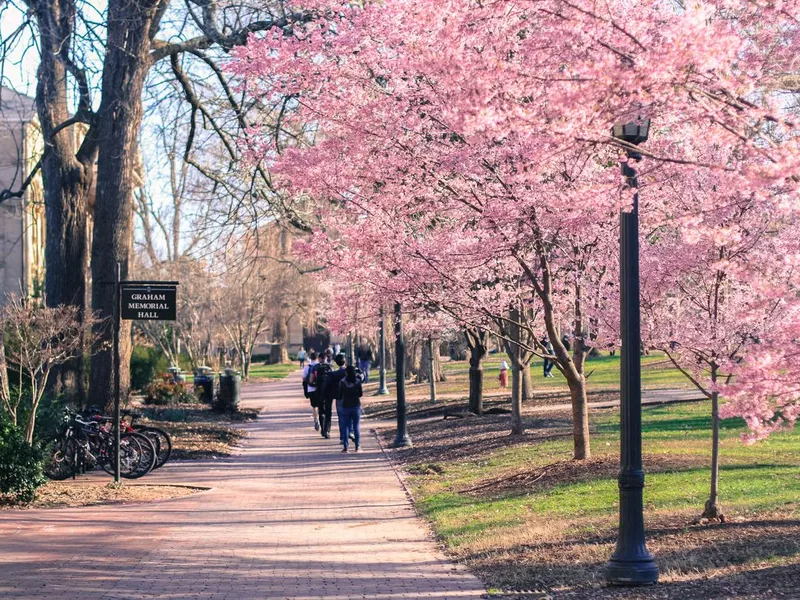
[
  {"x1": 133, "y1": 426, "x2": 172, "y2": 469},
  {"x1": 44, "y1": 437, "x2": 78, "y2": 480},
  {"x1": 120, "y1": 432, "x2": 157, "y2": 479},
  {"x1": 98, "y1": 432, "x2": 156, "y2": 479}
]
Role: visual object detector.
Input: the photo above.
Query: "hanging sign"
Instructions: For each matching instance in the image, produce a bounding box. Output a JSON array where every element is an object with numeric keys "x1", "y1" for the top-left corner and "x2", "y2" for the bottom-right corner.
[{"x1": 120, "y1": 284, "x2": 177, "y2": 321}]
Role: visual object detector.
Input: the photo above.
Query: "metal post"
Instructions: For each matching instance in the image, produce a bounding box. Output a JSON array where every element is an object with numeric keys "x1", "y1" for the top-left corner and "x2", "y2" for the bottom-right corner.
[
  {"x1": 113, "y1": 262, "x2": 121, "y2": 484},
  {"x1": 377, "y1": 307, "x2": 389, "y2": 395},
  {"x1": 392, "y1": 302, "x2": 411, "y2": 447},
  {"x1": 605, "y1": 155, "x2": 658, "y2": 586}
]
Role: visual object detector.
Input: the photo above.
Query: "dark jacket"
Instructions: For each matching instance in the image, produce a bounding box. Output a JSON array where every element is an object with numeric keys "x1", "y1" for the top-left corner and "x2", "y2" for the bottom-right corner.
[
  {"x1": 339, "y1": 379, "x2": 363, "y2": 408},
  {"x1": 321, "y1": 367, "x2": 347, "y2": 402}
]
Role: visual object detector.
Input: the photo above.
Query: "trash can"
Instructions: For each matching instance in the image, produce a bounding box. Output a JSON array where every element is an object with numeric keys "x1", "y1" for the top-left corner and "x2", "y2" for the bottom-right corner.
[
  {"x1": 194, "y1": 366, "x2": 214, "y2": 403},
  {"x1": 167, "y1": 366, "x2": 185, "y2": 383},
  {"x1": 215, "y1": 368, "x2": 241, "y2": 413}
]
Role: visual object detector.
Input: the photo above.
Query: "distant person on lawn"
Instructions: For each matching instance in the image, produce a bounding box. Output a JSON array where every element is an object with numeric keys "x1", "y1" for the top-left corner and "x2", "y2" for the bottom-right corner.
[
  {"x1": 338, "y1": 365, "x2": 363, "y2": 453},
  {"x1": 302, "y1": 350, "x2": 320, "y2": 431},
  {"x1": 320, "y1": 353, "x2": 347, "y2": 439},
  {"x1": 298, "y1": 348, "x2": 307, "y2": 367},
  {"x1": 498, "y1": 360, "x2": 509, "y2": 389}
]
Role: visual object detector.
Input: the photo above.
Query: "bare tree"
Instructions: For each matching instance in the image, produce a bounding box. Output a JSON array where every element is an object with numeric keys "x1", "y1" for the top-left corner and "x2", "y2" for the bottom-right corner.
[
  {"x1": 1, "y1": 295, "x2": 98, "y2": 442},
  {"x1": 0, "y1": 0, "x2": 314, "y2": 406}
]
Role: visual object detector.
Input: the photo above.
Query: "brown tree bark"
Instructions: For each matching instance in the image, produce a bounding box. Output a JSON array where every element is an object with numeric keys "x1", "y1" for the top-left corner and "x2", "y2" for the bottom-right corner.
[
  {"x1": 34, "y1": 1, "x2": 94, "y2": 403},
  {"x1": 269, "y1": 318, "x2": 291, "y2": 364},
  {"x1": 509, "y1": 305, "x2": 524, "y2": 435},
  {"x1": 521, "y1": 362, "x2": 533, "y2": 402},
  {"x1": 415, "y1": 336, "x2": 445, "y2": 384},
  {"x1": 465, "y1": 328, "x2": 487, "y2": 415},
  {"x1": 702, "y1": 366, "x2": 724, "y2": 520},
  {"x1": 90, "y1": 0, "x2": 161, "y2": 409},
  {"x1": 0, "y1": 329, "x2": 10, "y2": 418}
]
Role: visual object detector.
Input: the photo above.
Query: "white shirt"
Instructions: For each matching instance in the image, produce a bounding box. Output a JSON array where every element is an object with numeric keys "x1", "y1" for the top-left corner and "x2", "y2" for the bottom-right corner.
[
  {"x1": 303, "y1": 359, "x2": 319, "y2": 392},
  {"x1": 499, "y1": 360, "x2": 509, "y2": 371}
]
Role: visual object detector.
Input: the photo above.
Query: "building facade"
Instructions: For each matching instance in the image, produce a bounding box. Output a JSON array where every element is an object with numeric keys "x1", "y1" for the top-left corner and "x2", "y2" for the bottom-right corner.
[{"x1": 0, "y1": 87, "x2": 44, "y2": 302}]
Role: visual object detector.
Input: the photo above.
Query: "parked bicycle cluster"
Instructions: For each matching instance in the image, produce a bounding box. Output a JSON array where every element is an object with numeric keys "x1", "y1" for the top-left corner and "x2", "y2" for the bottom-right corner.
[{"x1": 45, "y1": 408, "x2": 172, "y2": 480}]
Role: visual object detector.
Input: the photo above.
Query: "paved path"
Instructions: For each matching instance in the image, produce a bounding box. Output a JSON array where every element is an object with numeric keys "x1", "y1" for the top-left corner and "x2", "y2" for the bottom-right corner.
[{"x1": 0, "y1": 375, "x2": 486, "y2": 600}]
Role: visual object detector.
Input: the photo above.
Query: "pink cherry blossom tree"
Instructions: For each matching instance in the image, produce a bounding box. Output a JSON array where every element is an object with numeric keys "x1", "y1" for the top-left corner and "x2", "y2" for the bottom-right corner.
[{"x1": 230, "y1": 0, "x2": 799, "y2": 462}]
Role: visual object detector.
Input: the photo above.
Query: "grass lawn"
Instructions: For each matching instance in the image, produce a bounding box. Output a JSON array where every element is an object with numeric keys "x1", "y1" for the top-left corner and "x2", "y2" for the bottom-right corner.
[
  {"x1": 247, "y1": 362, "x2": 299, "y2": 380},
  {"x1": 382, "y1": 400, "x2": 800, "y2": 598},
  {"x1": 367, "y1": 351, "x2": 692, "y2": 400}
]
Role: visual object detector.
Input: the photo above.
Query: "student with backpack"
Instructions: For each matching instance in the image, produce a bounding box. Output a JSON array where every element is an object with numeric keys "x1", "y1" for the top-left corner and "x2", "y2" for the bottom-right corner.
[
  {"x1": 357, "y1": 344, "x2": 374, "y2": 383},
  {"x1": 319, "y1": 353, "x2": 347, "y2": 439},
  {"x1": 302, "y1": 350, "x2": 321, "y2": 431},
  {"x1": 338, "y1": 366, "x2": 363, "y2": 453}
]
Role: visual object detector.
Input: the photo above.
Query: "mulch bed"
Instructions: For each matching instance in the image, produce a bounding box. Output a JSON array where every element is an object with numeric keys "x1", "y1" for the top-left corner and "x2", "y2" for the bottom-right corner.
[
  {"x1": 1, "y1": 482, "x2": 204, "y2": 510},
  {"x1": 139, "y1": 405, "x2": 259, "y2": 460}
]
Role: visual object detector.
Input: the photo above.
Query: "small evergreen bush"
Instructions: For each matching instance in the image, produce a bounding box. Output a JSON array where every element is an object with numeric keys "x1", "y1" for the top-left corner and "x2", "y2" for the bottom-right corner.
[
  {"x1": 130, "y1": 346, "x2": 168, "y2": 391},
  {"x1": 0, "y1": 414, "x2": 46, "y2": 504}
]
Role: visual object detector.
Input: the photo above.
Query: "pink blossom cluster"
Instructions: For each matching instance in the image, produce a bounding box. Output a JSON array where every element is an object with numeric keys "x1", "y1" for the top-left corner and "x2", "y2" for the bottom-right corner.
[{"x1": 229, "y1": 0, "x2": 800, "y2": 438}]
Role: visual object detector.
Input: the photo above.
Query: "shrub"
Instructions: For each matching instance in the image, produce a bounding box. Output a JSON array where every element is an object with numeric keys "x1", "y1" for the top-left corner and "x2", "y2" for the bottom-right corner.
[
  {"x1": 130, "y1": 345, "x2": 168, "y2": 391},
  {"x1": 0, "y1": 414, "x2": 46, "y2": 504},
  {"x1": 144, "y1": 376, "x2": 196, "y2": 405}
]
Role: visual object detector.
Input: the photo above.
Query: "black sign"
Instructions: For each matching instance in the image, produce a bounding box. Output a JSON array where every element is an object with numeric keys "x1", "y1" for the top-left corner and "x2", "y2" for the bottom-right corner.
[{"x1": 121, "y1": 285, "x2": 177, "y2": 321}]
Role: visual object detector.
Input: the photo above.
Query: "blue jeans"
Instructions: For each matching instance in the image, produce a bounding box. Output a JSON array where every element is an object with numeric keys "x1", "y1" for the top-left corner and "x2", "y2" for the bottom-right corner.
[
  {"x1": 358, "y1": 360, "x2": 370, "y2": 383},
  {"x1": 339, "y1": 405, "x2": 361, "y2": 450},
  {"x1": 336, "y1": 399, "x2": 344, "y2": 443}
]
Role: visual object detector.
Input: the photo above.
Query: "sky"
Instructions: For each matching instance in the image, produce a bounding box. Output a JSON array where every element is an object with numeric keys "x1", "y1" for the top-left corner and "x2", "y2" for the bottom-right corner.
[{"x1": 0, "y1": 6, "x2": 39, "y2": 97}]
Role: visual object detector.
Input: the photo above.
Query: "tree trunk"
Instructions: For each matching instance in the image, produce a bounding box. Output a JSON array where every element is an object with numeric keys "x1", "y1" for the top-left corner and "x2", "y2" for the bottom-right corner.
[
  {"x1": 89, "y1": 0, "x2": 159, "y2": 409},
  {"x1": 566, "y1": 374, "x2": 590, "y2": 460},
  {"x1": 510, "y1": 360, "x2": 523, "y2": 435},
  {"x1": 409, "y1": 337, "x2": 422, "y2": 381},
  {"x1": 242, "y1": 354, "x2": 251, "y2": 380},
  {"x1": 35, "y1": 3, "x2": 94, "y2": 403},
  {"x1": 702, "y1": 389, "x2": 724, "y2": 520},
  {"x1": 509, "y1": 305, "x2": 524, "y2": 435},
  {"x1": 466, "y1": 328, "x2": 487, "y2": 415},
  {"x1": 427, "y1": 337, "x2": 437, "y2": 401},
  {"x1": 0, "y1": 329, "x2": 9, "y2": 417},
  {"x1": 416, "y1": 336, "x2": 445, "y2": 384},
  {"x1": 522, "y1": 362, "x2": 533, "y2": 402},
  {"x1": 270, "y1": 318, "x2": 290, "y2": 364}
]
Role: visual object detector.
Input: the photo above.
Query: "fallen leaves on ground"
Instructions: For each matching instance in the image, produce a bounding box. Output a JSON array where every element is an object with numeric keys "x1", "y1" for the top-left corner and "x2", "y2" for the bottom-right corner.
[{"x1": 1, "y1": 482, "x2": 204, "y2": 510}]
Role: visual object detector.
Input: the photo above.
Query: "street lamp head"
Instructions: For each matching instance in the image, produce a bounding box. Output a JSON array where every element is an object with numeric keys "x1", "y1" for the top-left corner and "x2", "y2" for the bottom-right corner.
[{"x1": 612, "y1": 118, "x2": 650, "y2": 145}]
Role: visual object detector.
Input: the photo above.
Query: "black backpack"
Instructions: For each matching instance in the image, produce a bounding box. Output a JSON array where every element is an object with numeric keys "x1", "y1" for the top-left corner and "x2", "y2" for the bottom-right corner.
[{"x1": 309, "y1": 362, "x2": 331, "y2": 388}]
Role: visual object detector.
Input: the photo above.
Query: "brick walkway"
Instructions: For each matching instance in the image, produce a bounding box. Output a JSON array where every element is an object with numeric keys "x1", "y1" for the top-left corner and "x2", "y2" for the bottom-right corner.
[{"x1": 0, "y1": 375, "x2": 486, "y2": 599}]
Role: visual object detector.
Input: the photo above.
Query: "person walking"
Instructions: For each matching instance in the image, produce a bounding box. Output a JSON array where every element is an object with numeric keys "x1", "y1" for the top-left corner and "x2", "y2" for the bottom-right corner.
[
  {"x1": 338, "y1": 365, "x2": 363, "y2": 453},
  {"x1": 498, "y1": 359, "x2": 509, "y2": 389},
  {"x1": 302, "y1": 351, "x2": 321, "y2": 430},
  {"x1": 319, "y1": 353, "x2": 347, "y2": 439},
  {"x1": 298, "y1": 348, "x2": 307, "y2": 368},
  {"x1": 357, "y1": 344, "x2": 374, "y2": 383},
  {"x1": 541, "y1": 336, "x2": 555, "y2": 378}
]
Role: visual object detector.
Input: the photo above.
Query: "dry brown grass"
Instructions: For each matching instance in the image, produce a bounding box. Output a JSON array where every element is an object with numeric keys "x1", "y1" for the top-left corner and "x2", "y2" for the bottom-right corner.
[{"x1": 469, "y1": 511, "x2": 800, "y2": 599}]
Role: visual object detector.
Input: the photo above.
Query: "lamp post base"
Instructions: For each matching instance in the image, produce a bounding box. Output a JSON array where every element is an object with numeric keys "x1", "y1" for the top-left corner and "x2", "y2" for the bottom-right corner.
[
  {"x1": 392, "y1": 434, "x2": 412, "y2": 448},
  {"x1": 376, "y1": 386, "x2": 389, "y2": 396},
  {"x1": 604, "y1": 557, "x2": 659, "y2": 586}
]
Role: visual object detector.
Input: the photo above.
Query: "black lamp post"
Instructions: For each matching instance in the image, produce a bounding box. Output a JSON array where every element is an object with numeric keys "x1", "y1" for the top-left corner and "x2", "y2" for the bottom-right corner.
[
  {"x1": 376, "y1": 306, "x2": 389, "y2": 395},
  {"x1": 604, "y1": 117, "x2": 659, "y2": 586},
  {"x1": 392, "y1": 302, "x2": 411, "y2": 447}
]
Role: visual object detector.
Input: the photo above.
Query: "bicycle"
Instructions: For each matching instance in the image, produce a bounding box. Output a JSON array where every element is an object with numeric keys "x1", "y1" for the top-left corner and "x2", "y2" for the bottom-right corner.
[
  {"x1": 44, "y1": 410, "x2": 157, "y2": 480},
  {"x1": 84, "y1": 407, "x2": 172, "y2": 470}
]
